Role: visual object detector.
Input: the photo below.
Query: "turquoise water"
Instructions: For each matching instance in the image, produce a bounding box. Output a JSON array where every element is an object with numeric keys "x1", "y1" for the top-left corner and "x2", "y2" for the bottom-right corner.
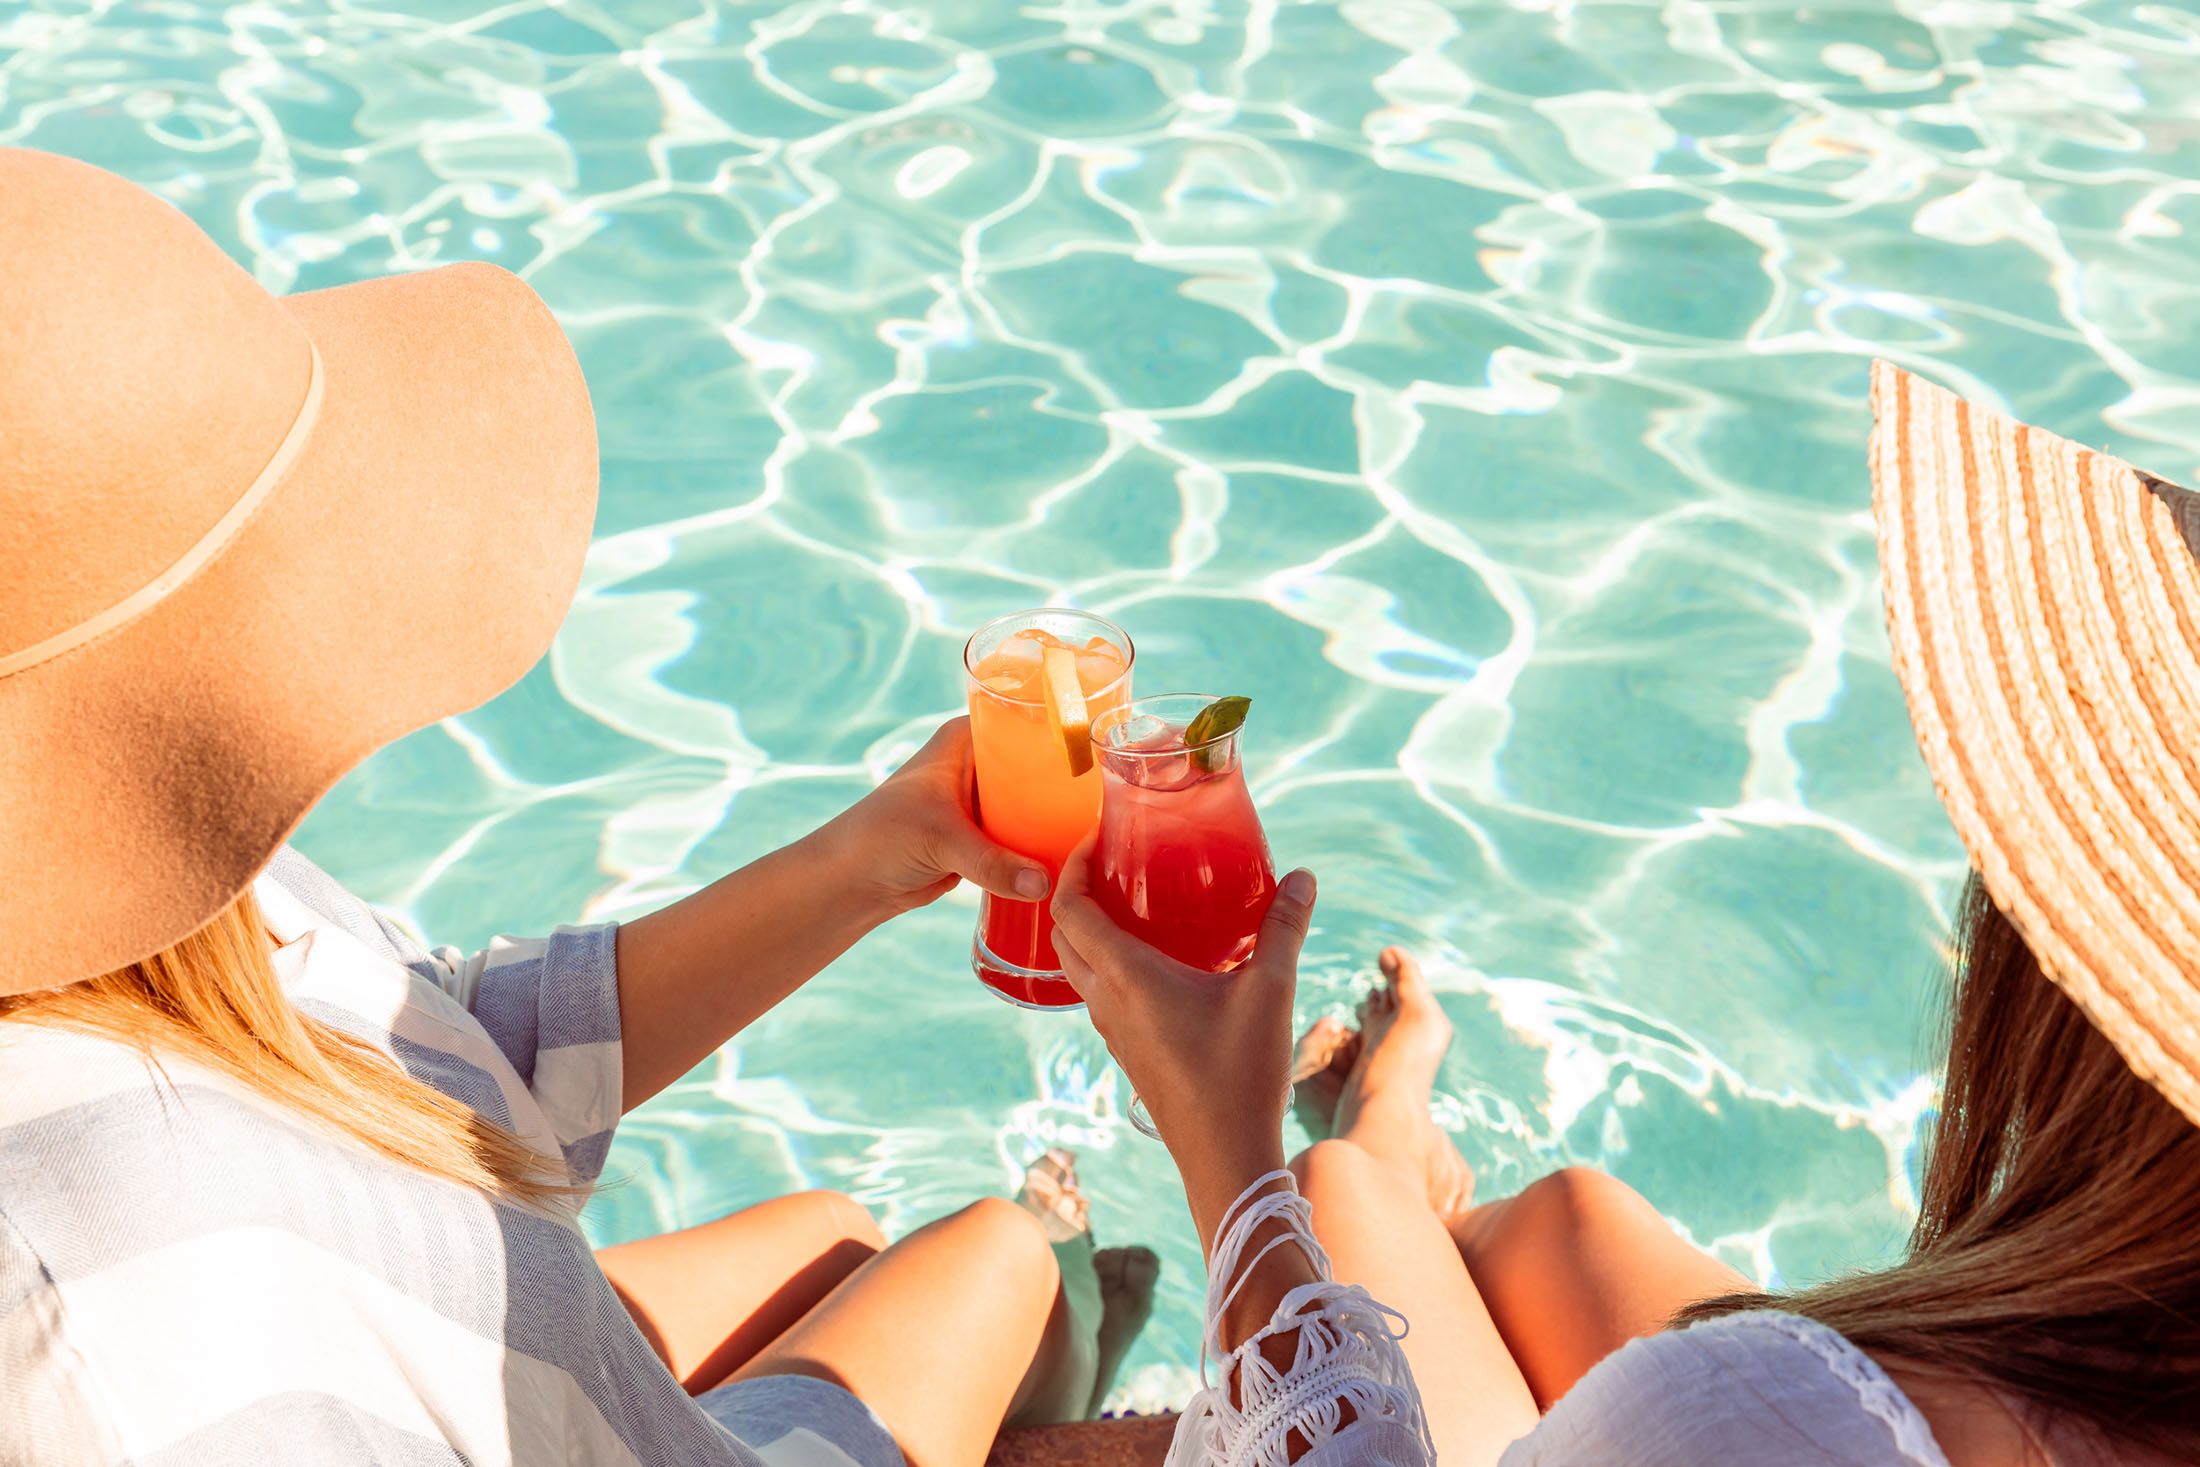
[{"x1": 10, "y1": 0, "x2": 2198, "y2": 1407}]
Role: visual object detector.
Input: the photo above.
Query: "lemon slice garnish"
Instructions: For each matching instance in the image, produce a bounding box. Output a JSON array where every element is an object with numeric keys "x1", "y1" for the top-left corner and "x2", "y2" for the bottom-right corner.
[{"x1": 1041, "y1": 644, "x2": 1093, "y2": 777}]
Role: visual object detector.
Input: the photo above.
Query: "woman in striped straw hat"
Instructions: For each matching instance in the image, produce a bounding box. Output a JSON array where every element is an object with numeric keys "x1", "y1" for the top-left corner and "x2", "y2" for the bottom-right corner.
[{"x1": 1060, "y1": 359, "x2": 2200, "y2": 1465}]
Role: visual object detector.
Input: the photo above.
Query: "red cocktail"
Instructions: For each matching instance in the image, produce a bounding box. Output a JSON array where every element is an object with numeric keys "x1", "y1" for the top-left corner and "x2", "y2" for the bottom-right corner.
[{"x1": 1091, "y1": 694, "x2": 1276, "y2": 973}]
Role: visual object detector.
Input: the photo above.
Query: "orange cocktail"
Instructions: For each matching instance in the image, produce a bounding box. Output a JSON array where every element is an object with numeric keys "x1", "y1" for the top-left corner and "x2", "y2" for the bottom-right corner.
[{"x1": 964, "y1": 609, "x2": 1133, "y2": 1007}]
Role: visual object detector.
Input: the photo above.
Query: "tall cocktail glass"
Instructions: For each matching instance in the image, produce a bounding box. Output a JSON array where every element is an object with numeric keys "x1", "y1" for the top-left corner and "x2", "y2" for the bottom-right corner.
[
  {"x1": 964, "y1": 608, "x2": 1134, "y2": 1008},
  {"x1": 1092, "y1": 693, "x2": 1278, "y2": 1135},
  {"x1": 1092, "y1": 694, "x2": 1276, "y2": 972}
]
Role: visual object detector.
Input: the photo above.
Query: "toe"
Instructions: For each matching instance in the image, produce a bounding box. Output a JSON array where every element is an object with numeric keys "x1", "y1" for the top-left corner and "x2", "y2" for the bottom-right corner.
[
  {"x1": 1359, "y1": 984, "x2": 1397, "y2": 1024},
  {"x1": 1389, "y1": 950, "x2": 1433, "y2": 1007}
]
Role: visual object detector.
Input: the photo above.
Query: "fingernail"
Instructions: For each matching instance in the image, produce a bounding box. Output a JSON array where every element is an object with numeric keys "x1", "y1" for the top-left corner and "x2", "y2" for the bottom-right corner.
[
  {"x1": 1015, "y1": 868, "x2": 1048, "y2": 900},
  {"x1": 1279, "y1": 870, "x2": 1315, "y2": 906}
]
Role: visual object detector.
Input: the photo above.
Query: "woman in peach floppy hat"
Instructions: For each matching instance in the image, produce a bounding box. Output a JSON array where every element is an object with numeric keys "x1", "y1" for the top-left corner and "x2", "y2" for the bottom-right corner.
[
  {"x1": 1056, "y1": 361, "x2": 2200, "y2": 1465},
  {"x1": 0, "y1": 147, "x2": 1184, "y2": 1467}
]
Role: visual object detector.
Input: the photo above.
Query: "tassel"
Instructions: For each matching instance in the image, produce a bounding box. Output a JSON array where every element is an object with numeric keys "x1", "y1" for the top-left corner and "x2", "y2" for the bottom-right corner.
[{"x1": 1165, "y1": 1172, "x2": 1437, "y2": 1467}]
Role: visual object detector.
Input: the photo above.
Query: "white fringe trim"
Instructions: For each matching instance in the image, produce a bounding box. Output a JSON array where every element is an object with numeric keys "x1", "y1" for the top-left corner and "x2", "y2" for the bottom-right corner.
[{"x1": 1166, "y1": 1171, "x2": 1436, "y2": 1467}]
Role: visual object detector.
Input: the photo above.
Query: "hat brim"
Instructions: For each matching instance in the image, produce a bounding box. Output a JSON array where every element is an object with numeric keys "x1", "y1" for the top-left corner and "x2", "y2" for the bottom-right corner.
[
  {"x1": 0, "y1": 262, "x2": 597, "y2": 990},
  {"x1": 1873, "y1": 360, "x2": 2200, "y2": 1126}
]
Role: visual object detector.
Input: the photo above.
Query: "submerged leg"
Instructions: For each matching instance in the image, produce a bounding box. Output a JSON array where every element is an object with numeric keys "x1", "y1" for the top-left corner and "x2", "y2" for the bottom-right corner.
[
  {"x1": 1004, "y1": 1149, "x2": 1159, "y2": 1424},
  {"x1": 1089, "y1": 1244, "x2": 1159, "y2": 1417},
  {"x1": 596, "y1": 1189, "x2": 886, "y2": 1393}
]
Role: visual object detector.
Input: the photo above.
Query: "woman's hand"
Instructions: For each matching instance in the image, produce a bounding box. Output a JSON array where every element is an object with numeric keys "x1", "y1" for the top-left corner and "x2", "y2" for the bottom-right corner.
[
  {"x1": 1050, "y1": 839, "x2": 1318, "y2": 1240},
  {"x1": 824, "y1": 717, "x2": 1049, "y2": 919},
  {"x1": 617, "y1": 717, "x2": 1043, "y2": 1110}
]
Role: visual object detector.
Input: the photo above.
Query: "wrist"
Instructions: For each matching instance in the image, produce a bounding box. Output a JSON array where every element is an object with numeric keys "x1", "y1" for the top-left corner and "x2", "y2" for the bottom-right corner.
[
  {"x1": 1176, "y1": 1147, "x2": 1324, "y2": 1356},
  {"x1": 802, "y1": 812, "x2": 901, "y2": 932},
  {"x1": 1174, "y1": 1136, "x2": 1292, "y2": 1252}
]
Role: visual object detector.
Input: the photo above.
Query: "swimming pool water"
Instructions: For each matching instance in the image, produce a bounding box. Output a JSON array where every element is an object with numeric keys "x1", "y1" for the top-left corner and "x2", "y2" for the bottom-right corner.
[{"x1": 10, "y1": 0, "x2": 2197, "y2": 1408}]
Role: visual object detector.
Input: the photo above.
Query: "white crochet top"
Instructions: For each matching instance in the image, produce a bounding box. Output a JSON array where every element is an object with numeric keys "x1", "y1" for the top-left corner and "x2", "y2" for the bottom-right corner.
[{"x1": 1503, "y1": 1308, "x2": 1953, "y2": 1465}]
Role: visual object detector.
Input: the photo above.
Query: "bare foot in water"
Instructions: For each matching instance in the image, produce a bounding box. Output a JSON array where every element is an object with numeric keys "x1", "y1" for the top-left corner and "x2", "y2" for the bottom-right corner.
[
  {"x1": 1016, "y1": 1148, "x2": 1090, "y2": 1244},
  {"x1": 1010, "y1": 1150, "x2": 1160, "y2": 1423},
  {"x1": 1291, "y1": 1015, "x2": 1361, "y2": 1138},
  {"x1": 1089, "y1": 1245, "x2": 1159, "y2": 1417},
  {"x1": 1333, "y1": 948, "x2": 1476, "y2": 1226}
]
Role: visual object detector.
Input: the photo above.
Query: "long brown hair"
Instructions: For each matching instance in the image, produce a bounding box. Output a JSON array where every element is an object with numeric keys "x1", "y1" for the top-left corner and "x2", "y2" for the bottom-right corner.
[
  {"x1": 1681, "y1": 874, "x2": 2200, "y2": 1455},
  {"x1": 0, "y1": 891, "x2": 577, "y2": 1208}
]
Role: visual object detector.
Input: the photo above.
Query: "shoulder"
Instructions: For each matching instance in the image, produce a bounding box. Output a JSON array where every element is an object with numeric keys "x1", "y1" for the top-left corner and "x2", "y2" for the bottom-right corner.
[
  {"x1": 0, "y1": 1018, "x2": 146, "y2": 1111},
  {"x1": 260, "y1": 845, "x2": 428, "y2": 963},
  {"x1": 1876, "y1": 1361, "x2": 2086, "y2": 1467},
  {"x1": 1510, "y1": 1311, "x2": 1952, "y2": 1467}
]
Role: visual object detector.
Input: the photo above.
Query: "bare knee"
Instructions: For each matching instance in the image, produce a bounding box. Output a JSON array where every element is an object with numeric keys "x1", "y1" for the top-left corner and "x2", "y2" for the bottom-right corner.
[
  {"x1": 942, "y1": 1195, "x2": 1060, "y2": 1299},
  {"x1": 793, "y1": 1189, "x2": 887, "y2": 1253},
  {"x1": 1291, "y1": 1137, "x2": 1386, "y2": 1200},
  {"x1": 1514, "y1": 1167, "x2": 1659, "y2": 1247}
]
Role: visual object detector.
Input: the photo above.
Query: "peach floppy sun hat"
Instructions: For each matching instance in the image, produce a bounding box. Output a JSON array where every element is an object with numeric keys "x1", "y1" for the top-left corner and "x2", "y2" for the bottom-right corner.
[
  {"x1": 0, "y1": 150, "x2": 598, "y2": 994},
  {"x1": 1874, "y1": 360, "x2": 2200, "y2": 1128}
]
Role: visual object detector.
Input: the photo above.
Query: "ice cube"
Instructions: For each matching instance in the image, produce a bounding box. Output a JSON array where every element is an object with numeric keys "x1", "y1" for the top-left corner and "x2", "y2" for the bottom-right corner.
[
  {"x1": 1106, "y1": 714, "x2": 1169, "y2": 749},
  {"x1": 1124, "y1": 751, "x2": 1195, "y2": 790},
  {"x1": 990, "y1": 633, "x2": 1044, "y2": 667},
  {"x1": 981, "y1": 673, "x2": 1026, "y2": 695},
  {"x1": 1075, "y1": 647, "x2": 1125, "y2": 693}
]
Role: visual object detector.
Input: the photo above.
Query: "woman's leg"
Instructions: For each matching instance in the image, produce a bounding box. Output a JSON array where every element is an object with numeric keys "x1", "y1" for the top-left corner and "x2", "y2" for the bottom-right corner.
[
  {"x1": 597, "y1": 1189, "x2": 885, "y2": 1392},
  {"x1": 998, "y1": 1149, "x2": 1159, "y2": 1427},
  {"x1": 1449, "y1": 1166, "x2": 1748, "y2": 1408},
  {"x1": 727, "y1": 1195, "x2": 1073, "y2": 1467},
  {"x1": 1298, "y1": 948, "x2": 1752, "y2": 1412},
  {"x1": 1293, "y1": 1139, "x2": 1540, "y2": 1465},
  {"x1": 1289, "y1": 949, "x2": 1539, "y2": 1464}
]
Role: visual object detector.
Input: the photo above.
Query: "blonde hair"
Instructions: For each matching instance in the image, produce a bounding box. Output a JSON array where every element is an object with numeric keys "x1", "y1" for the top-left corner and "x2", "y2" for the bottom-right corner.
[{"x1": 0, "y1": 890, "x2": 577, "y2": 1208}]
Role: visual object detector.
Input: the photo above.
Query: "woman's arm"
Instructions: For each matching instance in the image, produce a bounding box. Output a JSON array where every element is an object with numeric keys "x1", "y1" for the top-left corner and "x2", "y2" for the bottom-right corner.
[
  {"x1": 613, "y1": 719, "x2": 1045, "y2": 1111},
  {"x1": 1051, "y1": 855, "x2": 1434, "y2": 1465}
]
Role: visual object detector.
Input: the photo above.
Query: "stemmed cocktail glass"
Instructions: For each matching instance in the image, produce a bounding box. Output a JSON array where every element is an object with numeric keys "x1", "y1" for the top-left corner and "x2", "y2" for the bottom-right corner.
[
  {"x1": 1091, "y1": 694, "x2": 1277, "y2": 1135},
  {"x1": 1090, "y1": 694, "x2": 1276, "y2": 967}
]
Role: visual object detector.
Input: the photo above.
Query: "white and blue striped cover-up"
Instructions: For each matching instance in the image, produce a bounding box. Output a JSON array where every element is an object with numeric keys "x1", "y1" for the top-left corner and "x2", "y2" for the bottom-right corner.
[{"x1": 0, "y1": 846, "x2": 902, "y2": 1467}]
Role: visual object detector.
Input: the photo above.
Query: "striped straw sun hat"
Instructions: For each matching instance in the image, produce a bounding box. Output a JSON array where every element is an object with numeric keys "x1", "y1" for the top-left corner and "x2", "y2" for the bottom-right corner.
[{"x1": 1873, "y1": 360, "x2": 2200, "y2": 1128}]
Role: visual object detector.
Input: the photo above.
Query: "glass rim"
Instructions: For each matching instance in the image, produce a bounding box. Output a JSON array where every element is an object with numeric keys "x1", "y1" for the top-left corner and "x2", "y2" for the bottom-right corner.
[
  {"x1": 1092, "y1": 692, "x2": 1248, "y2": 759},
  {"x1": 962, "y1": 606, "x2": 1135, "y2": 708}
]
